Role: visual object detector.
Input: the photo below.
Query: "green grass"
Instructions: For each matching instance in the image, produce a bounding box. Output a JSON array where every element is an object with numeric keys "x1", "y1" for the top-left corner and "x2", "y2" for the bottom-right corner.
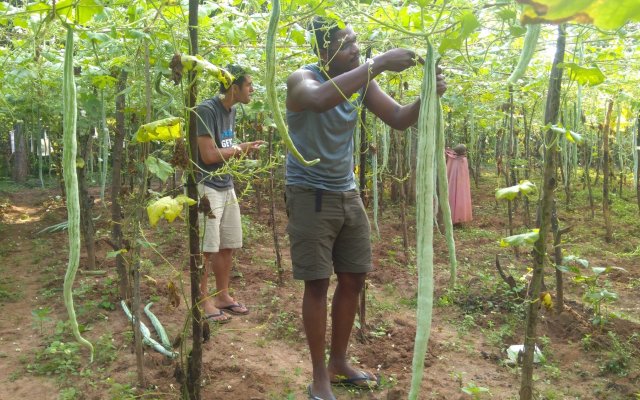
[{"x1": 0, "y1": 267, "x2": 22, "y2": 302}]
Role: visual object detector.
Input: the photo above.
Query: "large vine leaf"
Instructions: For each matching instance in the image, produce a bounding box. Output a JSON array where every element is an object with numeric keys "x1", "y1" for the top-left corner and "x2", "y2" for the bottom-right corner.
[
  {"x1": 134, "y1": 117, "x2": 183, "y2": 142},
  {"x1": 559, "y1": 62, "x2": 605, "y2": 86},
  {"x1": 145, "y1": 156, "x2": 174, "y2": 183},
  {"x1": 517, "y1": 0, "x2": 640, "y2": 30},
  {"x1": 500, "y1": 229, "x2": 540, "y2": 247},
  {"x1": 55, "y1": 0, "x2": 104, "y2": 24},
  {"x1": 439, "y1": 12, "x2": 480, "y2": 54},
  {"x1": 495, "y1": 180, "x2": 537, "y2": 201},
  {"x1": 147, "y1": 195, "x2": 196, "y2": 227}
]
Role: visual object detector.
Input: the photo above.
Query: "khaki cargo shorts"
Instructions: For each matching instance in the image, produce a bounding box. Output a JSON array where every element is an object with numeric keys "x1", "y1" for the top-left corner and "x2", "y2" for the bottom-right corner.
[
  {"x1": 285, "y1": 185, "x2": 372, "y2": 281},
  {"x1": 198, "y1": 184, "x2": 242, "y2": 253}
]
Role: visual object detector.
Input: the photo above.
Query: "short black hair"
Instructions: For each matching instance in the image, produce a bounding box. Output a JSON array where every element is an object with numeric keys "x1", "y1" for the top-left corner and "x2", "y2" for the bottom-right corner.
[
  {"x1": 308, "y1": 17, "x2": 342, "y2": 55},
  {"x1": 453, "y1": 144, "x2": 467, "y2": 156},
  {"x1": 220, "y1": 64, "x2": 248, "y2": 94}
]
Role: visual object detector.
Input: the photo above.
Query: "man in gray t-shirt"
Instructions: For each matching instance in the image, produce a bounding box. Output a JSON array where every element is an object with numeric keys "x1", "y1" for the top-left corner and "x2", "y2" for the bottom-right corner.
[{"x1": 196, "y1": 65, "x2": 265, "y2": 323}]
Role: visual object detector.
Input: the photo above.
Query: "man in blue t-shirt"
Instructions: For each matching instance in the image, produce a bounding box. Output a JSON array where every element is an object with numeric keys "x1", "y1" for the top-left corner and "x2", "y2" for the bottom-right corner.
[
  {"x1": 285, "y1": 18, "x2": 447, "y2": 400},
  {"x1": 196, "y1": 65, "x2": 265, "y2": 323}
]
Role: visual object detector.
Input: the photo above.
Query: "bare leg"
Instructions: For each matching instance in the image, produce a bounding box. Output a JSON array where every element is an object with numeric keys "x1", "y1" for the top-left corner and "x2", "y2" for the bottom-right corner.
[
  {"x1": 304, "y1": 278, "x2": 336, "y2": 400},
  {"x1": 209, "y1": 248, "x2": 248, "y2": 313},
  {"x1": 328, "y1": 272, "x2": 373, "y2": 380},
  {"x1": 200, "y1": 252, "x2": 224, "y2": 320}
]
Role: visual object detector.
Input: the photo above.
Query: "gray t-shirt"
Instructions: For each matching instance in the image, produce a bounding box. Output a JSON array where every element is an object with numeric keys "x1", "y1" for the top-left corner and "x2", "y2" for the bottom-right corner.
[
  {"x1": 196, "y1": 96, "x2": 235, "y2": 190},
  {"x1": 285, "y1": 64, "x2": 364, "y2": 191}
]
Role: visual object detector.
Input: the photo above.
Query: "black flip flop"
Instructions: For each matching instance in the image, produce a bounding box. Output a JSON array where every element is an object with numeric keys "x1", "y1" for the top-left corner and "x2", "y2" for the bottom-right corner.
[
  {"x1": 218, "y1": 302, "x2": 249, "y2": 315},
  {"x1": 331, "y1": 370, "x2": 380, "y2": 388},
  {"x1": 307, "y1": 384, "x2": 331, "y2": 400},
  {"x1": 204, "y1": 310, "x2": 231, "y2": 324}
]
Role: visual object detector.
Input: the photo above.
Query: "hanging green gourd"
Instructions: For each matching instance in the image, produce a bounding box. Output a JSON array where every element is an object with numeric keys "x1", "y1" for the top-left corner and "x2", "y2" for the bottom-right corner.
[
  {"x1": 506, "y1": 23, "x2": 541, "y2": 86},
  {"x1": 265, "y1": 0, "x2": 319, "y2": 167},
  {"x1": 371, "y1": 121, "x2": 380, "y2": 238},
  {"x1": 409, "y1": 39, "x2": 438, "y2": 400},
  {"x1": 435, "y1": 102, "x2": 458, "y2": 288},
  {"x1": 380, "y1": 122, "x2": 390, "y2": 172},
  {"x1": 99, "y1": 90, "x2": 109, "y2": 202},
  {"x1": 62, "y1": 26, "x2": 94, "y2": 362}
]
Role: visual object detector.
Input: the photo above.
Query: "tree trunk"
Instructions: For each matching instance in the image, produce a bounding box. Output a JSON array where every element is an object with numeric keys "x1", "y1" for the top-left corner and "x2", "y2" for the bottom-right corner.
[
  {"x1": 594, "y1": 125, "x2": 602, "y2": 186},
  {"x1": 523, "y1": 103, "x2": 532, "y2": 227},
  {"x1": 520, "y1": 24, "x2": 566, "y2": 400},
  {"x1": 185, "y1": 1, "x2": 203, "y2": 398},
  {"x1": 11, "y1": 121, "x2": 29, "y2": 183},
  {"x1": 584, "y1": 138, "x2": 595, "y2": 218},
  {"x1": 111, "y1": 69, "x2": 130, "y2": 301},
  {"x1": 474, "y1": 131, "x2": 484, "y2": 188},
  {"x1": 602, "y1": 99, "x2": 613, "y2": 243},
  {"x1": 636, "y1": 114, "x2": 640, "y2": 213}
]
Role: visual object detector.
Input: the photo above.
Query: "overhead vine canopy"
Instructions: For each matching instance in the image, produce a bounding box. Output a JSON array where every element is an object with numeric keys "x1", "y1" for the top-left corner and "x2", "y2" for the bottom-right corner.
[{"x1": 517, "y1": 0, "x2": 640, "y2": 29}]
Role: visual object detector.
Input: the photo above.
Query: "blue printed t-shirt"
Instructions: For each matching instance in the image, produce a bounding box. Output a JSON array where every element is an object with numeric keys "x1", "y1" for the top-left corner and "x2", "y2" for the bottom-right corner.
[
  {"x1": 196, "y1": 96, "x2": 235, "y2": 190},
  {"x1": 285, "y1": 64, "x2": 364, "y2": 191}
]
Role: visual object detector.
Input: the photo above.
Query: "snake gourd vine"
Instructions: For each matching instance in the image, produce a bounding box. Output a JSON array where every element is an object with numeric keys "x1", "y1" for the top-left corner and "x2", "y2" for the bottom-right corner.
[
  {"x1": 409, "y1": 40, "x2": 438, "y2": 400},
  {"x1": 435, "y1": 103, "x2": 458, "y2": 287},
  {"x1": 372, "y1": 122, "x2": 380, "y2": 238},
  {"x1": 265, "y1": 0, "x2": 319, "y2": 167},
  {"x1": 506, "y1": 23, "x2": 541, "y2": 86},
  {"x1": 62, "y1": 27, "x2": 94, "y2": 361}
]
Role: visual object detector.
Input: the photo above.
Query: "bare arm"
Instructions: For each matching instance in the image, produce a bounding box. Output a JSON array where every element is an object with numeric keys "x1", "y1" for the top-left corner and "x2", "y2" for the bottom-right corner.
[
  {"x1": 363, "y1": 81, "x2": 421, "y2": 131},
  {"x1": 197, "y1": 136, "x2": 266, "y2": 165},
  {"x1": 286, "y1": 49, "x2": 421, "y2": 113},
  {"x1": 364, "y1": 66, "x2": 447, "y2": 131}
]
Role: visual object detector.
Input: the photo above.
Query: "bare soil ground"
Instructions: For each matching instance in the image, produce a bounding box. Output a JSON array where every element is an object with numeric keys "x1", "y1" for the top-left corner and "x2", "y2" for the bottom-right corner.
[{"x1": 0, "y1": 173, "x2": 638, "y2": 400}]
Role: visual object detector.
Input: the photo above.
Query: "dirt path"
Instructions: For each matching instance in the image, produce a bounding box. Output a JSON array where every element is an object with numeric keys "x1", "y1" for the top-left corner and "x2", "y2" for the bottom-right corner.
[
  {"x1": 0, "y1": 189, "x2": 61, "y2": 400},
  {"x1": 0, "y1": 180, "x2": 638, "y2": 400}
]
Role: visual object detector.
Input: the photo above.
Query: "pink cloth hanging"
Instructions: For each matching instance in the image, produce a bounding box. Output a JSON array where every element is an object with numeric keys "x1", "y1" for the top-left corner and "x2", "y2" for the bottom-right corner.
[{"x1": 446, "y1": 149, "x2": 473, "y2": 224}]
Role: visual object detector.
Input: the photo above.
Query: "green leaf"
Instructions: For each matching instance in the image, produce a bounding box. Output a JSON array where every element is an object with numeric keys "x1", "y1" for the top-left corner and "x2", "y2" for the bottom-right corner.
[
  {"x1": 495, "y1": 180, "x2": 537, "y2": 201},
  {"x1": 125, "y1": 29, "x2": 150, "y2": 40},
  {"x1": 561, "y1": 255, "x2": 589, "y2": 268},
  {"x1": 566, "y1": 130, "x2": 583, "y2": 144},
  {"x1": 438, "y1": 12, "x2": 479, "y2": 54},
  {"x1": 438, "y1": 37, "x2": 462, "y2": 54},
  {"x1": 518, "y1": 0, "x2": 640, "y2": 30},
  {"x1": 77, "y1": 0, "x2": 103, "y2": 25},
  {"x1": 509, "y1": 25, "x2": 528, "y2": 36},
  {"x1": 497, "y1": 8, "x2": 517, "y2": 21},
  {"x1": 27, "y1": 2, "x2": 51, "y2": 13},
  {"x1": 85, "y1": 31, "x2": 112, "y2": 43},
  {"x1": 557, "y1": 264, "x2": 581, "y2": 274},
  {"x1": 91, "y1": 75, "x2": 117, "y2": 89},
  {"x1": 459, "y1": 12, "x2": 481, "y2": 37},
  {"x1": 136, "y1": 239, "x2": 157, "y2": 248},
  {"x1": 145, "y1": 156, "x2": 174, "y2": 183},
  {"x1": 55, "y1": 0, "x2": 74, "y2": 22},
  {"x1": 558, "y1": 62, "x2": 605, "y2": 86},
  {"x1": 500, "y1": 229, "x2": 539, "y2": 247},
  {"x1": 291, "y1": 28, "x2": 306, "y2": 46},
  {"x1": 146, "y1": 195, "x2": 196, "y2": 227},
  {"x1": 551, "y1": 124, "x2": 583, "y2": 144},
  {"x1": 106, "y1": 249, "x2": 128, "y2": 258},
  {"x1": 12, "y1": 17, "x2": 28, "y2": 28},
  {"x1": 134, "y1": 117, "x2": 183, "y2": 142},
  {"x1": 585, "y1": 289, "x2": 618, "y2": 302}
]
